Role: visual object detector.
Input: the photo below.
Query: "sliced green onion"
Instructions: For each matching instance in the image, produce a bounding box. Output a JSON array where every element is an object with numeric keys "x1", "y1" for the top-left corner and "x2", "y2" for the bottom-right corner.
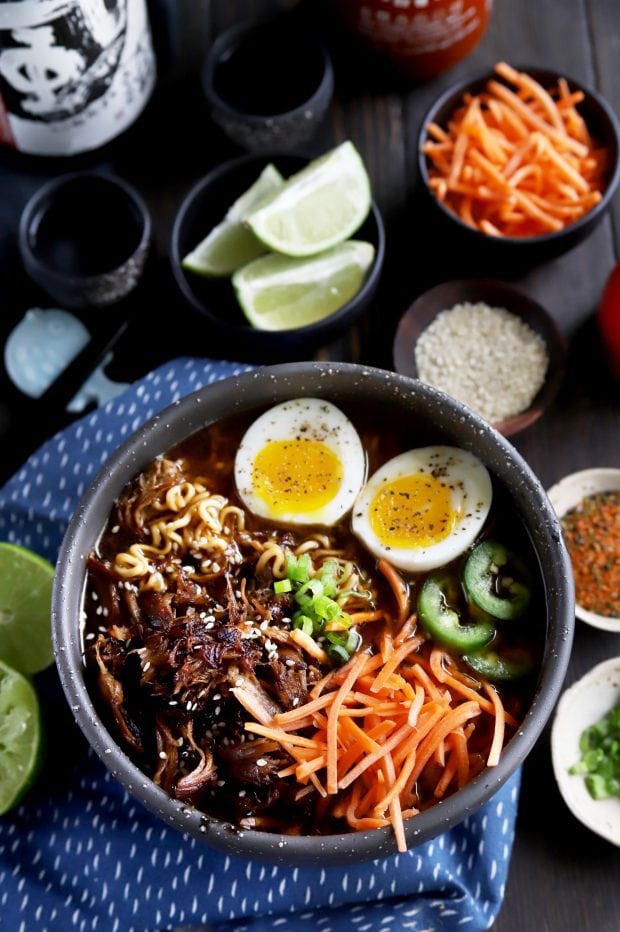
[
  {"x1": 286, "y1": 552, "x2": 312, "y2": 583},
  {"x1": 292, "y1": 614, "x2": 314, "y2": 636},
  {"x1": 569, "y1": 702, "x2": 620, "y2": 800},
  {"x1": 327, "y1": 644, "x2": 350, "y2": 664},
  {"x1": 274, "y1": 578, "x2": 292, "y2": 594},
  {"x1": 313, "y1": 594, "x2": 341, "y2": 622}
]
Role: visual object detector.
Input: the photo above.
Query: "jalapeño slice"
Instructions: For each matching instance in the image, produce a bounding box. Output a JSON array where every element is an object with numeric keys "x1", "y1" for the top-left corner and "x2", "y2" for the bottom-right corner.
[
  {"x1": 417, "y1": 574, "x2": 495, "y2": 653},
  {"x1": 463, "y1": 540, "x2": 531, "y2": 621},
  {"x1": 463, "y1": 646, "x2": 535, "y2": 682}
]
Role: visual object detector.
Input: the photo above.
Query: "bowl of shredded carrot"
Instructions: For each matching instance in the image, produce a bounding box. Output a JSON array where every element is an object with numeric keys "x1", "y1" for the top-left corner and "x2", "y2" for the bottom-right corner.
[{"x1": 418, "y1": 62, "x2": 620, "y2": 259}]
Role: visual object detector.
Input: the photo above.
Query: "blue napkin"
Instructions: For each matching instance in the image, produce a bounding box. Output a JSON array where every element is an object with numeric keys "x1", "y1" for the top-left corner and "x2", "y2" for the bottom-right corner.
[{"x1": 0, "y1": 358, "x2": 520, "y2": 932}]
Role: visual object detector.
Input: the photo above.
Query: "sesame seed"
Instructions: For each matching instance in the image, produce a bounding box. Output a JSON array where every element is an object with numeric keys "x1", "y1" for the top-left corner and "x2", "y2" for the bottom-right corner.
[
  {"x1": 256, "y1": 758, "x2": 267, "y2": 767},
  {"x1": 238, "y1": 790, "x2": 246, "y2": 797},
  {"x1": 143, "y1": 661, "x2": 151, "y2": 672},
  {"x1": 159, "y1": 751, "x2": 167, "y2": 760},
  {"x1": 85, "y1": 632, "x2": 95, "y2": 640},
  {"x1": 111, "y1": 525, "x2": 120, "y2": 534},
  {"x1": 91, "y1": 591, "x2": 99, "y2": 602},
  {"x1": 415, "y1": 302, "x2": 549, "y2": 423}
]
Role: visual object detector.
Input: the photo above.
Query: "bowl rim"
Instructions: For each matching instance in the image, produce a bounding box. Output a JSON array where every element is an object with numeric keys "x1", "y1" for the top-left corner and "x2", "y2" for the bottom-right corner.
[
  {"x1": 392, "y1": 277, "x2": 568, "y2": 437},
  {"x1": 169, "y1": 152, "x2": 385, "y2": 338},
  {"x1": 417, "y1": 64, "x2": 620, "y2": 246},
  {"x1": 202, "y1": 18, "x2": 335, "y2": 124},
  {"x1": 52, "y1": 361, "x2": 575, "y2": 865},
  {"x1": 551, "y1": 656, "x2": 620, "y2": 847},
  {"x1": 547, "y1": 466, "x2": 620, "y2": 631},
  {"x1": 18, "y1": 170, "x2": 152, "y2": 286}
]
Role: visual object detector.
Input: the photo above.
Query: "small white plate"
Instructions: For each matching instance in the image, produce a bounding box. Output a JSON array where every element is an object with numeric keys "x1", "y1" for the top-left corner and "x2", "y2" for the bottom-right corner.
[
  {"x1": 547, "y1": 467, "x2": 620, "y2": 632},
  {"x1": 551, "y1": 657, "x2": 620, "y2": 846}
]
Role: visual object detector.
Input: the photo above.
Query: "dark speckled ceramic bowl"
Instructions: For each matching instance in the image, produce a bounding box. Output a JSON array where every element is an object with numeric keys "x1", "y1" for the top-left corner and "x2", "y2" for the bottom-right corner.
[{"x1": 52, "y1": 362, "x2": 574, "y2": 866}]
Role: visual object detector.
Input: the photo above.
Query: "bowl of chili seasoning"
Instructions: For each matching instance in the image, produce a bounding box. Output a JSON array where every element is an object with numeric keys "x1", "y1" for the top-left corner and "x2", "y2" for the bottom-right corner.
[{"x1": 547, "y1": 468, "x2": 620, "y2": 632}]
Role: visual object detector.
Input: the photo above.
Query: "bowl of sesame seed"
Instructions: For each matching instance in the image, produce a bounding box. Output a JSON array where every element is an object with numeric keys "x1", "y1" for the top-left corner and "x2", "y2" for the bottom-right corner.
[{"x1": 393, "y1": 278, "x2": 567, "y2": 437}]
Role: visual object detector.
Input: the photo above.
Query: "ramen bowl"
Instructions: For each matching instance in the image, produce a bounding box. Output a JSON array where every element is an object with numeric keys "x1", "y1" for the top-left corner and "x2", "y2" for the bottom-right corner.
[{"x1": 52, "y1": 362, "x2": 574, "y2": 865}]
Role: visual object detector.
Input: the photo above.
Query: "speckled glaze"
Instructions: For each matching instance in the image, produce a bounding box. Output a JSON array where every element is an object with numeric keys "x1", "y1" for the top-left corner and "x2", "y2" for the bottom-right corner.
[
  {"x1": 19, "y1": 172, "x2": 151, "y2": 310},
  {"x1": 202, "y1": 20, "x2": 334, "y2": 153},
  {"x1": 52, "y1": 363, "x2": 575, "y2": 866}
]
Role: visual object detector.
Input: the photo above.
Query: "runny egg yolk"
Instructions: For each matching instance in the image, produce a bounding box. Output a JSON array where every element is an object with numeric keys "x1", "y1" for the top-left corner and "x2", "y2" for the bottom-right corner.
[
  {"x1": 369, "y1": 473, "x2": 458, "y2": 549},
  {"x1": 252, "y1": 439, "x2": 343, "y2": 517}
]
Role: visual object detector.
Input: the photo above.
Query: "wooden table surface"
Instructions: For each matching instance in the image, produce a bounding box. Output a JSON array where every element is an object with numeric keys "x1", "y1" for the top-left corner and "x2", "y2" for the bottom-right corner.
[{"x1": 1, "y1": 0, "x2": 620, "y2": 929}]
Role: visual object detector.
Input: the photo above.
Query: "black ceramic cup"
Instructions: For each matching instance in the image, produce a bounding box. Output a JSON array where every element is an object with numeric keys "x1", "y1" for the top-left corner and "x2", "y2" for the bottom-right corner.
[
  {"x1": 19, "y1": 172, "x2": 151, "y2": 309},
  {"x1": 52, "y1": 362, "x2": 574, "y2": 866},
  {"x1": 203, "y1": 18, "x2": 334, "y2": 152}
]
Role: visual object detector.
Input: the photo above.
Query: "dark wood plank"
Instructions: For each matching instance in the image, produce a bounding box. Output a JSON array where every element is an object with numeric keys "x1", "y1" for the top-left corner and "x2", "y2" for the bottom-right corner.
[{"x1": 587, "y1": 0, "x2": 620, "y2": 254}]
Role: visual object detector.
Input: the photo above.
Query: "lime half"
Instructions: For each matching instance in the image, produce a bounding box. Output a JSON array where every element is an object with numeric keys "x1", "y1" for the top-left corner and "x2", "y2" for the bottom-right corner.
[
  {"x1": 182, "y1": 164, "x2": 284, "y2": 277},
  {"x1": 233, "y1": 240, "x2": 375, "y2": 331},
  {"x1": 0, "y1": 542, "x2": 55, "y2": 675},
  {"x1": 0, "y1": 658, "x2": 42, "y2": 814},
  {"x1": 245, "y1": 142, "x2": 372, "y2": 257}
]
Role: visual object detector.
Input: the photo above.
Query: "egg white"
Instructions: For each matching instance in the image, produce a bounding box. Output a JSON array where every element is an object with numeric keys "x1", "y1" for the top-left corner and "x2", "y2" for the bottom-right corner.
[
  {"x1": 234, "y1": 397, "x2": 366, "y2": 526},
  {"x1": 352, "y1": 446, "x2": 492, "y2": 572}
]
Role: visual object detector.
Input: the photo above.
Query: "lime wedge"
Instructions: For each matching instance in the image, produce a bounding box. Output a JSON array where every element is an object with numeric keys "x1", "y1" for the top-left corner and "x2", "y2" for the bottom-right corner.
[
  {"x1": 233, "y1": 240, "x2": 375, "y2": 331},
  {"x1": 0, "y1": 542, "x2": 55, "y2": 675},
  {"x1": 245, "y1": 142, "x2": 372, "y2": 257},
  {"x1": 0, "y1": 658, "x2": 41, "y2": 814},
  {"x1": 182, "y1": 164, "x2": 284, "y2": 277}
]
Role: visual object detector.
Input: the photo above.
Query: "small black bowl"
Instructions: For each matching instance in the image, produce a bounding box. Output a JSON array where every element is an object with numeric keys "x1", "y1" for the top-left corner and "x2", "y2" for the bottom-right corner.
[
  {"x1": 19, "y1": 172, "x2": 151, "y2": 309},
  {"x1": 393, "y1": 278, "x2": 568, "y2": 437},
  {"x1": 170, "y1": 153, "x2": 385, "y2": 360},
  {"x1": 418, "y1": 67, "x2": 620, "y2": 264},
  {"x1": 203, "y1": 18, "x2": 334, "y2": 152}
]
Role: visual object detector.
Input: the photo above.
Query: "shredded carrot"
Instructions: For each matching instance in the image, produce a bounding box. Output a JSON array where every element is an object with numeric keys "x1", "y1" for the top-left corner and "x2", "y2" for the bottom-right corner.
[
  {"x1": 370, "y1": 636, "x2": 424, "y2": 693},
  {"x1": 422, "y1": 62, "x2": 607, "y2": 237},
  {"x1": 483, "y1": 681, "x2": 506, "y2": 767},
  {"x1": 242, "y1": 571, "x2": 518, "y2": 851},
  {"x1": 327, "y1": 652, "x2": 369, "y2": 794}
]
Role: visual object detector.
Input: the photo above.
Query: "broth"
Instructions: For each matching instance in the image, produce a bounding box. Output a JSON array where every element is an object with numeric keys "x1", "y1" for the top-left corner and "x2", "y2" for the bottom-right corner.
[{"x1": 83, "y1": 403, "x2": 543, "y2": 839}]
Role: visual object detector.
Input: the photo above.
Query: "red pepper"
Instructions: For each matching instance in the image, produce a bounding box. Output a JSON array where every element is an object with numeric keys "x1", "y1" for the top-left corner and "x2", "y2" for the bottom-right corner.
[{"x1": 598, "y1": 260, "x2": 620, "y2": 379}]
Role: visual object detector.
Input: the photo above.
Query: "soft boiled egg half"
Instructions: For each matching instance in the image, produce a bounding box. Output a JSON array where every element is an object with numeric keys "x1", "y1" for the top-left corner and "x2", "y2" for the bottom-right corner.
[
  {"x1": 234, "y1": 398, "x2": 366, "y2": 526},
  {"x1": 352, "y1": 446, "x2": 492, "y2": 572}
]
